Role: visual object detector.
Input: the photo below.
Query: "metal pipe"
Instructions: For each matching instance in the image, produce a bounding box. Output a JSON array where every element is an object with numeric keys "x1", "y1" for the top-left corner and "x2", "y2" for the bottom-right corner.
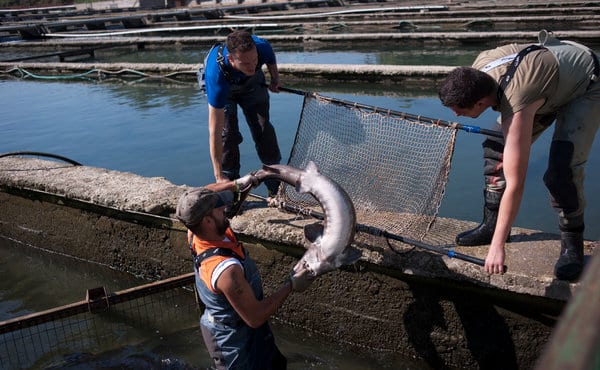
[{"x1": 276, "y1": 85, "x2": 503, "y2": 138}]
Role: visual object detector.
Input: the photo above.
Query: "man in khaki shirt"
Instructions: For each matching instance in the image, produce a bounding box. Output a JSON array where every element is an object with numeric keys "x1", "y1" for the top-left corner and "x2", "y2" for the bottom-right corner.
[{"x1": 438, "y1": 31, "x2": 599, "y2": 281}]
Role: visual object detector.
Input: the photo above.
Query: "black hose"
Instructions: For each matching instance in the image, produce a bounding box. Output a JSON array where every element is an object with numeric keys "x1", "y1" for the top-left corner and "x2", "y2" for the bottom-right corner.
[{"x1": 0, "y1": 151, "x2": 82, "y2": 166}]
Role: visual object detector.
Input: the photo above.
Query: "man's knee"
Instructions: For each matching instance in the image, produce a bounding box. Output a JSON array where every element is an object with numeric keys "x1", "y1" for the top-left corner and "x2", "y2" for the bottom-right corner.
[
  {"x1": 482, "y1": 138, "x2": 505, "y2": 190},
  {"x1": 543, "y1": 140, "x2": 579, "y2": 212}
]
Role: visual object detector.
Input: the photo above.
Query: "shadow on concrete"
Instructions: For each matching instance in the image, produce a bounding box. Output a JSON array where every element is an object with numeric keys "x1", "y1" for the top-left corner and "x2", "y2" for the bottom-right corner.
[
  {"x1": 383, "y1": 246, "x2": 561, "y2": 369},
  {"x1": 509, "y1": 231, "x2": 559, "y2": 243},
  {"x1": 399, "y1": 254, "x2": 520, "y2": 370}
]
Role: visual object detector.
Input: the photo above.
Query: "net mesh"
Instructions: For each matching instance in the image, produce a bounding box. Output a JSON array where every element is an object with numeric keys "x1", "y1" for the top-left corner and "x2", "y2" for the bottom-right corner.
[{"x1": 279, "y1": 93, "x2": 457, "y2": 241}]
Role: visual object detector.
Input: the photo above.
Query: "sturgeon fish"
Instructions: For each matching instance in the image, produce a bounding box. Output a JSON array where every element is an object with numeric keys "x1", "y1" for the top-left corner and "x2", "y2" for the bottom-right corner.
[{"x1": 254, "y1": 161, "x2": 360, "y2": 277}]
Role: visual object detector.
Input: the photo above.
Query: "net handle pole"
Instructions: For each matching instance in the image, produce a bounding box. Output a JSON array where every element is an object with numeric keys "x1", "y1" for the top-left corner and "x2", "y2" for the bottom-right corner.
[
  {"x1": 278, "y1": 85, "x2": 311, "y2": 96},
  {"x1": 272, "y1": 84, "x2": 503, "y2": 139},
  {"x1": 247, "y1": 193, "x2": 505, "y2": 271}
]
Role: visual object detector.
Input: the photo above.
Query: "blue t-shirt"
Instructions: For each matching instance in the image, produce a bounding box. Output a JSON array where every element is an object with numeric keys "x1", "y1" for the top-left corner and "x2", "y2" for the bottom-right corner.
[{"x1": 204, "y1": 35, "x2": 276, "y2": 109}]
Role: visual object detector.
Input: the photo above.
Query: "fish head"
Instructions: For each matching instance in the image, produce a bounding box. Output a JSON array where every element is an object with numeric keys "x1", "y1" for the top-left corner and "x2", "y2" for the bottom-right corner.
[{"x1": 294, "y1": 242, "x2": 361, "y2": 277}]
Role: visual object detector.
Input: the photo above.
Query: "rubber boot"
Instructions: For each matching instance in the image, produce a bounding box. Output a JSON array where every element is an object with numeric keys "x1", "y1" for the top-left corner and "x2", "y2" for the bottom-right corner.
[
  {"x1": 456, "y1": 189, "x2": 506, "y2": 246},
  {"x1": 554, "y1": 231, "x2": 584, "y2": 281}
]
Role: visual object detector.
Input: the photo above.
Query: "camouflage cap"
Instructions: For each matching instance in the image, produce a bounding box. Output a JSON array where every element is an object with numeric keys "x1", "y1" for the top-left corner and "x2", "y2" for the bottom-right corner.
[{"x1": 175, "y1": 187, "x2": 234, "y2": 229}]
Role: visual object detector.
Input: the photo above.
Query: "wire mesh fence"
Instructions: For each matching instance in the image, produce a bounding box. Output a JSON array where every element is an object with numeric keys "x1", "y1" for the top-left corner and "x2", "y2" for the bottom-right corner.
[{"x1": 0, "y1": 273, "x2": 199, "y2": 369}]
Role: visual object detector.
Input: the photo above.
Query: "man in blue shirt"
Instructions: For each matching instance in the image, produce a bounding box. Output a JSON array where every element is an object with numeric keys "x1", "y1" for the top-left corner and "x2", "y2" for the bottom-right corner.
[{"x1": 200, "y1": 30, "x2": 282, "y2": 196}]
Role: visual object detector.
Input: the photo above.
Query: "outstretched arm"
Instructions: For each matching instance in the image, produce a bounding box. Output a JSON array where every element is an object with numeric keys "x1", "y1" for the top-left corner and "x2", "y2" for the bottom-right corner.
[
  {"x1": 217, "y1": 265, "x2": 292, "y2": 328},
  {"x1": 486, "y1": 98, "x2": 544, "y2": 274},
  {"x1": 266, "y1": 63, "x2": 280, "y2": 93},
  {"x1": 208, "y1": 105, "x2": 227, "y2": 183}
]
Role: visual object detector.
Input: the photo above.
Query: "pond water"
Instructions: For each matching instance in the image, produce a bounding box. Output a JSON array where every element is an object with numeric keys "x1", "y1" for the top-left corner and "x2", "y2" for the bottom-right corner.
[
  {"x1": 0, "y1": 236, "x2": 426, "y2": 369},
  {"x1": 1, "y1": 44, "x2": 599, "y2": 369},
  {"x1": 1, "y1": 78, "x2": 598, "y2": 240}
]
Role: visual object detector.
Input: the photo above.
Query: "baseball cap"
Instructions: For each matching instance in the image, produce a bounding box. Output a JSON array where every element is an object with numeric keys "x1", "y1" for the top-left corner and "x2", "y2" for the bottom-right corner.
[{"x1": 175, "y1": 187, "x2": 234, "y2": 228}]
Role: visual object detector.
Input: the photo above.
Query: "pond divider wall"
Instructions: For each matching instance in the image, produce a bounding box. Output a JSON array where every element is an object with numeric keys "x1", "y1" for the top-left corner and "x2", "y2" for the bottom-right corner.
[{"x1": 1, "y1": 157, "x2": 596, "y2": 369}]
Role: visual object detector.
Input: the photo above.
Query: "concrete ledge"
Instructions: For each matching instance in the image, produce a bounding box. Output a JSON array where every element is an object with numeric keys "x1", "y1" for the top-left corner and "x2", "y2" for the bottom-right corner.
[
  {"x1": 0, "y1": 157, "x2": 594, "y2": 301},
  {"x1": 1, "y1": 156, "x2": 597, "y2": 368},
  {"x1": 0, "y1": 61, "x2": 453, "y2": 87}
]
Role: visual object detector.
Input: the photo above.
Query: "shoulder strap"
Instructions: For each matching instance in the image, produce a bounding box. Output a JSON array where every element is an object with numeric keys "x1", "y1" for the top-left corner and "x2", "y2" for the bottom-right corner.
[
  {"x1": 499, "y1": 44, "x2": 546, "y2": 90},
  {"x1": 188, "y1": 236, "x2": 246, "y2": 268},
  {"x1": 194, "y1": 247, "x2": 244, "y2": 268},
  {"x1": 216, "y1": 43, "x2": 235, "y2": 84}
]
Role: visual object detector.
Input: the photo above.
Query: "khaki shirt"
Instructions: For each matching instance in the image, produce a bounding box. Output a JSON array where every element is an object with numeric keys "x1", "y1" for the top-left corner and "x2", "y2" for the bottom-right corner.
[
  {"x1": 472, "y1": 44, "x2": 559, "y2": 118},
  {"x1": 473, "y1": 41, "x2": 596, "y2": 120}
]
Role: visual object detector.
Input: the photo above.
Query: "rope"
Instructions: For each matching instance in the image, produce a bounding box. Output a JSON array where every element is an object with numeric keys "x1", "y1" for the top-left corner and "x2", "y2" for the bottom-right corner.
[{"x1": 0, "y1": 67, "x2": 197, "y2": 82}]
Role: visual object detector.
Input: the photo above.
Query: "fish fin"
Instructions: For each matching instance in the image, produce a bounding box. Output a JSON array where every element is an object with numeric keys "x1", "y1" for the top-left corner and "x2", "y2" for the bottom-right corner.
[
  {"x1": 303, "y1": 222, "x2": 324, "y2": 244},
  {"x1": 297, "y1": 161, "x2": 320, "y2": 194},
  {"x1": 305, "y1": 160, "x2": 320, "y2": 174},
  {"x1": 335, "y1": 245, "x2": 362, "y2": 267}
]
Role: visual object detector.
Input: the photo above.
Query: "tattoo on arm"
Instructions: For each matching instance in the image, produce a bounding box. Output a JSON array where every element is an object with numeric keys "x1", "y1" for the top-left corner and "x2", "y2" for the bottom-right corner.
[{"x1": 231, "y1": 270, "x2": 245, "y2": 296}]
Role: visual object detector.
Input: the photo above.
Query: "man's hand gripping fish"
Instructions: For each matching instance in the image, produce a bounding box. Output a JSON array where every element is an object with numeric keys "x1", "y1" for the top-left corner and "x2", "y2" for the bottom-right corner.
[{"x1": 249, "y1": 161, "x2": 361, "y2": 278}]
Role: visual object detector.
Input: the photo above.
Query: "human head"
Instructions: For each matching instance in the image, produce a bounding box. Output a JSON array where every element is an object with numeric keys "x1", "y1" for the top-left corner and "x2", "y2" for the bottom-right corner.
[
  {"x1": 175, "y1": 187, "x2": 234, "y2": 229},
  {"x1": 438, "y1": 67, "x2": 497, "y2": 118},
  {"x1": 226, "y1": 30, "x2": 258, "y2": 76}
]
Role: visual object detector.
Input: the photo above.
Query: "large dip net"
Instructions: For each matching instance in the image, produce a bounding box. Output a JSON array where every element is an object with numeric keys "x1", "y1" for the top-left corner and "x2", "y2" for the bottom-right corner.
[{"x1": 278, "y1": 92, "x2": 458, "y2": 242}]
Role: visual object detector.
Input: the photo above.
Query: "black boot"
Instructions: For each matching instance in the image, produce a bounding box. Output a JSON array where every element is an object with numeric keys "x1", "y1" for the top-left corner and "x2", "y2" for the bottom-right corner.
[
  {"x1": 456, "y1": 189, "x2": 506, "y2": 246},
  {"x1": 554, "y1": 231, "x2": 584, "y2": 281}
]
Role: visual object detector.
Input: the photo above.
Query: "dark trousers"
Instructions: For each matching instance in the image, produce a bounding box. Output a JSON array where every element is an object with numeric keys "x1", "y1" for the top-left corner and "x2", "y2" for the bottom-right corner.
[{"x1": 222, "y1": 71, "x2": 281, "y2": 194}]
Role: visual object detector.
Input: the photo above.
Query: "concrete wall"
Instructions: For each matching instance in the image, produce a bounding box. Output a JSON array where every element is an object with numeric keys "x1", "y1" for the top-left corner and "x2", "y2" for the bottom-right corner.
[
  {"x1": 74, "y1": 0, "x2": 141, "y2": 11},
  {"x1": 0, "y1": 157, "x2": 579, "y2": 368}
]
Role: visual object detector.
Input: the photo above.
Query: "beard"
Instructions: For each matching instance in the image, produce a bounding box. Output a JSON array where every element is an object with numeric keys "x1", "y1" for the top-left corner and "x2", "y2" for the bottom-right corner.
[{"x1": 215, "y1": 217, "x2": 230, "y2": 236}]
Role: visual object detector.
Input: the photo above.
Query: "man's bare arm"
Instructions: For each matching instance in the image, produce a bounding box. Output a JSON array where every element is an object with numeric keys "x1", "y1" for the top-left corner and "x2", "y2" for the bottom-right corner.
[
  {"x1": 217, "y1": 265, "x2": 291, "y2": 328},
  {"x1": 208, "y1": 105, "x2": 227, "y2": 182}
]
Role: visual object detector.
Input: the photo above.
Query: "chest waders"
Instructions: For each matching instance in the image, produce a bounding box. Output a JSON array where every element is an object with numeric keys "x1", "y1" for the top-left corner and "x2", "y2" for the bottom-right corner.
[
  {"x1": 541, "y1": 36, "x2": 599, "y2": 281},
  {"x1": 458, "y1": 31, "x2": 599, "y2": 281},
  {"x1": 455, "y1": 45, "x2": 545, "y2": 247},
  {"x1": 189, "y1": 239, "x2": 286, "y2": 369}
]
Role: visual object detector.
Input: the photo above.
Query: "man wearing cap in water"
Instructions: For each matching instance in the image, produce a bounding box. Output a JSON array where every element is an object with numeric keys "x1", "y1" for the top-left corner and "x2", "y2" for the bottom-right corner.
[{"x1": 175, "y1": 173, "x2": 314, "y2": 369}]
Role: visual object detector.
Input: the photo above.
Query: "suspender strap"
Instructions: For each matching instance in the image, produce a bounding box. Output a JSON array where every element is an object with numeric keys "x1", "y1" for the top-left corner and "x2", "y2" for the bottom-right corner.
[
  {"x1": 188, "y1": 236, "x2": 245, "y2": 268},
  {"x1": 195, "y1": 247, "x2": 244, "y2": 266},
  {"x1": 499, "y1": 44, "x2": 546, "y2": 90},
  {"x1": 216, "y1": 43, "x2": 235, "y2": 84}
]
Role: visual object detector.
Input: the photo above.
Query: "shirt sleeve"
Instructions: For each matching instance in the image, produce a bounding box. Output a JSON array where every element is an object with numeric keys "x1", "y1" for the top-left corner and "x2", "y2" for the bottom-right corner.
[
  {"x1": 473, "y1": 45, "x2": 558, "y2": 117},
  {"x1": 253, "y1": 36, "x2": 276, "y2": 65},
  {"x1": 211, "y1": 258, "x2": 244, "y2": 291},
  {"x1": 501, "y1": 50, "x2": 557, "y2": 116},
  {"x1": 204, "y1": 46, "x2": 231, "y2": 109}
]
